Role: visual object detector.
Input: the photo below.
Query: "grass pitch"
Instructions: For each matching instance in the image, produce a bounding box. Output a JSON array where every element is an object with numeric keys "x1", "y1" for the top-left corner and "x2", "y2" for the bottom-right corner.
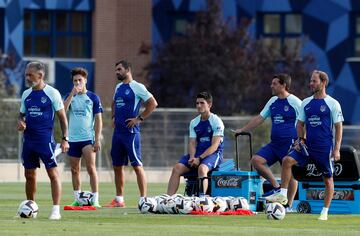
[{"x1": 0, "y1": 182, "x2": 359, "y2": 236}]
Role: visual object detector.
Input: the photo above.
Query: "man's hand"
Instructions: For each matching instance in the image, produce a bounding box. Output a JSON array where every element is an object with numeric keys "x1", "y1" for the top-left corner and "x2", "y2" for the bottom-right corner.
[
  {"x1": 332, "y1": 148, "x2": 341, "y2": 161},
  {"x1": 61, "y1": 140, "x2": 69, "y2": 153},
  {"x1": 125, "y1": 117, "x2": 141, "y2": 128},
  {"x1": 93, "y1": 140, "x2": 101, "y2": 152},
  {"x1": 17, "y1": 120, "x2": 26, "y2": 131}
]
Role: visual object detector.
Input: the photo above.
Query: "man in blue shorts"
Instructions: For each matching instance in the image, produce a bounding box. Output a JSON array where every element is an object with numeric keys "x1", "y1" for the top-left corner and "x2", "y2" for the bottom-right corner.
[
  {"x1": 105, "y1": 60, "x2": 158, "y2": 207},
  {"x1": 167, "y1": 92, "x2": 224, "y2": 196},
  {"x1": 235, "y1": 74, "x2": 302, "y2": 211},
  {"x1": 265, "y1": 70, "x2": 344, "y2": 221},
  {"x1": 64, "y1": 67, "x2": 103, "y2": 207},
  {"x1": 17, "y1": 61, "x2": 69, "y2": 220}
]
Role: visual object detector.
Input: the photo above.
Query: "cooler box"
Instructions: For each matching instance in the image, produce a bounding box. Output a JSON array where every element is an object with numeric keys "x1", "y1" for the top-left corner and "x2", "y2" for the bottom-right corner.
[
  {"x1": 292, "y1": 145, "x2": 360, "y2": 214},
  {"x1": 211, "y1": 170, "x2": 263, "y2": 211}
]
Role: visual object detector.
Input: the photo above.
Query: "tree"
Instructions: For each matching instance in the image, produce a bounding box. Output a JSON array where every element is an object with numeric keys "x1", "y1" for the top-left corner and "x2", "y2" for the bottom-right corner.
[{"x1": 142, "y1": 0, "x2": 314, "y2": 115}]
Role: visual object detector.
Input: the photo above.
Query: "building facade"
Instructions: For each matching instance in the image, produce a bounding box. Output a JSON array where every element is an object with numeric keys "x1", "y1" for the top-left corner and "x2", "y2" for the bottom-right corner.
[{"x1": 0, "y1": 0, "x2": 359, "y2": 123}]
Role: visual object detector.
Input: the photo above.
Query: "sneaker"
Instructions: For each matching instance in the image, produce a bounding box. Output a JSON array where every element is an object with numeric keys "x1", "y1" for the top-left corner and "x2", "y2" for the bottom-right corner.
[
  {"x1": 286, "y1": 207, "x2": 295, "y2": 213},
  {"x1": 104, "y1": 199, "x2": 125, "y2": 208},
  {"x1": 92, "y1": 202, "x2": 102, "y2": 208},
  {"x1": 262, "y1": 187, "x2": 280, "y2": 197},
  {"x1": 49, "y1": 212, "x2": 61, "y2": 220},
  {"x1": 318, "y1": 213, "x2": 328, "y2": 221},
  {"x1": 264, "y1": 192, "x2": 288, "y2": 205},
  {"x1": 70, "y1": 200, "x2": 80, "y2": 206}
]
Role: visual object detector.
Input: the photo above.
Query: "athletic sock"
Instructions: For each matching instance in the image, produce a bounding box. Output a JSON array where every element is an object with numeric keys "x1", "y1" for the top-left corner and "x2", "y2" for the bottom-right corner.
[
  {"x1": 280, "y1": 188, "x2": 288, "y2": 196},
  {"x1": 321, "y1": 207, "x2": 329, "y2": 215},
  {"x1": 92, "y1": 192, "x2": 99, "y2": 204},
  {"x1": 74, "y1": 190, "x2": 81, "y2": 201},
  {"x1": 116, "y1": 196, "x2": 124, "y2": 203},
  {"x1": 52, "y1": 205, "x2": 60, "y2": 214}
]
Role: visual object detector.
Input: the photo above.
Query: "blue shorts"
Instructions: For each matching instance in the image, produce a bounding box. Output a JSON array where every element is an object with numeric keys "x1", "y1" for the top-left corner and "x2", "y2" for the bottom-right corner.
[
  {"x1": 178, "y1": 152, "x2": 223, "y2": 171},
  {"x1": 289, "y1": 145, "x2": 334, "y2": 178},
  {"x1": 111, "y1": 132, "x2": 142, "y2": 167},
  {"x1": 256, "y1": 139, "x2": 294, "y2": 166},
  {"x1": 22, "y1": 140, "x2": 57, "y2": 169},
  {"x1": 68, "y1": 140, "x2": 94, "y2": 158}
]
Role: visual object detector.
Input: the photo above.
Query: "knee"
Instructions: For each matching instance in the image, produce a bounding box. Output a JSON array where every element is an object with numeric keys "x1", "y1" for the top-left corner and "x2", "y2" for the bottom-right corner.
[
  {"x1": 24, "y1": 172, "x2": 35, "y2": 182},
  {"x1": 71, "y1": 166, "x2": 80, "y2": 175},
  {"x1": 282, "y1": 156, "x2": 295, "y2": 168},
  {"x1": 87, "y1": 166, "x2": 97, "y2": 177},
  {"x1": 171, "y1": 164, "x2": 184, "y2": 176},
  {"x1": 197, "y1": 165, "x2": 208, "y2": 177},
  {"x1": 251, "y1": 156, "x2": 264, "y2": 166}
]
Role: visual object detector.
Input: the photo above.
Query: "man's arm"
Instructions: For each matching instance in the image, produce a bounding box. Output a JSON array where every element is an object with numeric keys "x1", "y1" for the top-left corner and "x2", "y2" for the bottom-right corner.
[
  {"x1": 296, "y1": 120, "x2": 306, "y2": 140},
  {"x1": 235, "y1": 115, "x2": 265, "y2": 133},
  {"x1": 56, "y1": 108, "x2": 69, "y2": 152},
  {"x1": 126, "y1": 96, "x2": 158, "y2": 128},
  {"x1": 93, "y1": 113, "x2": 103, "y2": 152},
  {"x1": 17, "y1": 113, "x2": 26, "y2": 131},
  {"x1": 333, "y1": 122, "x2": 343, "y2": 161},
  {"x1": 197, "y1": 136, "x2": 222, "y2": 160},
  {"x1": 188, "y1": 138, "x2": 197, "y2": 159}
]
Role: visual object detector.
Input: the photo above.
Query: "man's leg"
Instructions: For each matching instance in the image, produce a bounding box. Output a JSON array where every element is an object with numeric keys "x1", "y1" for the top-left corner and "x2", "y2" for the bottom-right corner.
[
  {"x1": 24, "y1": 169, "x2": 37, "y2": 200},
  {"x1": 83, "y1": 145, "x2": 99, "y2": 206},
  {"x1": 167, "y1": 163, "x2": 190, "y2": 195},
  {"x1": 133, "y1": 165, "x2": 147, "y2": 197},
  {"x1": 46, "y1": 167, "x2": 61, "y2": 220},
  {"x1": 287, "y1": 176, "x2": 298, "y2": 207},
  {"x1": 69, "y1": 157, "x2": 81, "y2": 191},
  {"x1": 251, "y1": 155, "x2": 280, "y2": 188},
  {"x1": 318, "y1": 176, "x2": 334, "y2": 220},
  {"x1": 198, "y1": 164, "x2": 209, "y2": 195},
  {"x1": 114, "y1": 165, "x2": 125, "y2": 196}
]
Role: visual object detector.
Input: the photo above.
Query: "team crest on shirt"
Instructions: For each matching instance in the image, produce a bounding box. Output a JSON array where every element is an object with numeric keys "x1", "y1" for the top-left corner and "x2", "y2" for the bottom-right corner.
[
  {"x1": 208, "y1": 126, "x2": 212, "y2": 133},
  {"x1": 125, "y1": 89, "x2": 130, "y2": 95},
  {"x1": 85, "y1": 99, "x2": 91, "y2": 104},
  {"x1": 41, "y1": 97, "x2": 47, "y2": 103},
  {"x1": 320, "y1": 105, "x2": 326, "y2": 112},
  {"x1": 284, "y1": 105, "x2": 289, "y2": 112}
]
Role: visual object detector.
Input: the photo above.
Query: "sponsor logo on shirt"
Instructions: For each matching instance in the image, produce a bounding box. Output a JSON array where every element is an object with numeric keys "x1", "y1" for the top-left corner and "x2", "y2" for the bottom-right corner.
[
  {"x1": 28, "y1": 106, "x2": 43, "y2": 117},
  {"x1": 200, "y1": 137, "x2": 210, "y2": 142},
  {"x1": 273, "y1": 114, "x2": 284, "y2": 124},
  {"x1": 115, "y1": 97, "x2": 125, "y2": 108},
  {"x1": 308, "y1": 115, "x2": 322, "y2": 127}
]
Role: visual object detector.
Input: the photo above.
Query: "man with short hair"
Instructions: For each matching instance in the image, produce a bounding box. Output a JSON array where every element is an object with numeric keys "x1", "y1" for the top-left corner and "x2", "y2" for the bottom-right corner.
[
  {"x1": 235, "y1": 74, "x2": 302, "y2": 211},
  {"x1": 265, "y1": 70, "x2": 344, "y2": 221},
  {"x1": 167, "y1": 92, "x2": 224, "y2": 196},
  {"x1": 105, "y1": 60, "x2": 158, "y2": 207},
  {"x1": 18, "y1": 61, "x2": 69, "y2": 220},
  {"x1": 63, "y1": 67, "x2": 103, "y2": 207}
]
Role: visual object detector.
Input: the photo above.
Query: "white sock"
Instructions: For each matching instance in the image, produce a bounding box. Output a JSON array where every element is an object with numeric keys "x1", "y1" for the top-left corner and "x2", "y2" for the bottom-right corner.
[
  {"x1": 280, "y1": 188, "x2": 288, "y2": 196},
  {"x1": 92, "y1": 192, "x2": 99, "y2": 203},
  {"x1": 321, "y1": 207, "x2": 329, "y2": 215},
  {"x1": 52, "y1": 205, "x2": 60, "y2": 214},
  {"x1": 139, "y1": 196, "x2": 146, "y2": 202},
  {"x1": 74, "y1": 190, "x2": 81, "y2": 200},
  {"x1": 116, "y1": 196, "x2": 124, "y2": 203}
]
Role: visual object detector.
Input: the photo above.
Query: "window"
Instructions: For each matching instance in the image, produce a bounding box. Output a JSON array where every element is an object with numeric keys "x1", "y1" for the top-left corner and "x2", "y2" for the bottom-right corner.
[
  {"x1": 257, "y1": 13, "x2": 302, "y2": 54},
  {"x1": 352, "y1": 14, "x2": 360, "y2": 56},
  {"x1": 24, "y1": 10, "x2": 91, "y2": 58}
]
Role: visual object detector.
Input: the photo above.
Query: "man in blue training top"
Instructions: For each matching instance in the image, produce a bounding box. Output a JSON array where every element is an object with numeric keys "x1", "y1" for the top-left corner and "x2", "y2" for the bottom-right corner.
[
  {"x1": 235, "y1": 74, "x2": 302, "y2": 211},
  {"x1": 105, "y1": 60, "x2": 158, "y2": 207},
  {"x1": 17, "y1": 61, "x2": 69, "y2": 220},
  {"x1": 167, "y1": 92, "x2": 224, "y2": 196},
  {"x1": 265, "y1": 70, "x2": 344, "y2": 221},
  {"x1": 63, "y1": 67, "x2": 103, "y2": 208}
]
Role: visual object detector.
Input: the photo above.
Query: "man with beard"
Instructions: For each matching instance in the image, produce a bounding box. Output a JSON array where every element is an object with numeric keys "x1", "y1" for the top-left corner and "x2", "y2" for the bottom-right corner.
[
  {"x1": 105, "y1": 60, "x2": 158, "y2": 208},
  {"x1": 235, "y1": 74, "x2": 302, "y2": 211},
  {"x1": 265, "y1": 70, "x2": 344, "y2": 221}
]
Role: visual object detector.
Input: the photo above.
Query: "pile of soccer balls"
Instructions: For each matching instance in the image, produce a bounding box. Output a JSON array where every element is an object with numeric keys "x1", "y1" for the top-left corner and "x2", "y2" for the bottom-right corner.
[{"x1": 138, "y1": 194, "x2": 250, "y2": 214}]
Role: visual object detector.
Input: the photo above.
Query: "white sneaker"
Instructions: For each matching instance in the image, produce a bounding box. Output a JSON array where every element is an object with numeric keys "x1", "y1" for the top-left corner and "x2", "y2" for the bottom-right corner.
[
  {"x1": 49, "y1": 212, "x2": 61, "y2": 220},
  {"x1": 318, "y1": 213, "x2": 328, "y2": 221},
  {"x1": 264, "y1": 192, "x2": 288, "y2": 205}
]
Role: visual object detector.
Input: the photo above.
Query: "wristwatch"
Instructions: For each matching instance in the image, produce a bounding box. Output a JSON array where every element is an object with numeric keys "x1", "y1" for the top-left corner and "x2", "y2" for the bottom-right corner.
[
  {"x1": 62, "y1": 136, "x2": 69, "y2": 141},
  {"x1": 136, "y1": 115, "x2": 144, "y2": 121}
]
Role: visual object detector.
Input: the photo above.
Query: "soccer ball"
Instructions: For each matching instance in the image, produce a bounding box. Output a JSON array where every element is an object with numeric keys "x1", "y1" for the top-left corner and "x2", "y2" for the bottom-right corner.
[
  {"x1": 163, "y1": 197, "x2": 178, "y2": 214},
  {"x1": 212, "y1": 197, "x2": 228, "y2": 213},
  {"x1": 266, "y1": 202, "x2": 286, "y2": 220},
  {"x1": 155, "y1": 194, "x2": 171, "y2": 214},
  {"x1": 138, "y1": 197, "x2": 158, "y2": 214},
  {"x1": 177, "y1": 198, "x2": 194, "y2": 214},
  {"x1": 229, "y1": 197, "x2": 249, "y2": 210},
  {"x1": 77, "y1": 191, "x2": 94, "y2": 206},
  {"x1": 18, "y1": 200, "x2": 39, "y2": 218},
  {"x1": 194, "y1": 196, "x2": 214, "y2": 212}
]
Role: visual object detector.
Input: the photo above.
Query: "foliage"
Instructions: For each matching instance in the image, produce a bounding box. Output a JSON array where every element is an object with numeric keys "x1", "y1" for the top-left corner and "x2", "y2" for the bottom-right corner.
[{"x1": 142, "y1": 0, "x2": 314, "y2": 115}]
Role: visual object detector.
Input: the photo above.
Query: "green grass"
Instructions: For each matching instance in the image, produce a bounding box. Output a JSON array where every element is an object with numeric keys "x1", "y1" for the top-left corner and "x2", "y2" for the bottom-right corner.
[{"x1": 0, "y1": 182, "x2": 359, "y2": 236}]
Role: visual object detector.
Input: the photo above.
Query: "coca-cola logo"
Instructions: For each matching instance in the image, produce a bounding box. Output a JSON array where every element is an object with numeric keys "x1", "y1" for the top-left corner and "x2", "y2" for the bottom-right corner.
[
  {"x1": 214, "y1": 176, "x2": 242, "y2": 188},
  {"x1": 306, "y1": 189, "x2": 354, "y2": 200},
  {"x1": 306, "y1": 163, "x2": 343, "y2": 177}
]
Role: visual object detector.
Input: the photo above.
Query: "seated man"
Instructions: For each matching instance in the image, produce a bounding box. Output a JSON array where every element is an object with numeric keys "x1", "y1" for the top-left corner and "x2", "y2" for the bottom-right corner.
[{"x1": 167, "y1": 92, "x2": 224, "y2": 196}]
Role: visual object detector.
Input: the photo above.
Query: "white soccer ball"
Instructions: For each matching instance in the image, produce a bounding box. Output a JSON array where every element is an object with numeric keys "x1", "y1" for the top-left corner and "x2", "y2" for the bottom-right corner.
[
  {"x1": 18, "y1": 200, "x2": 39, "y2": 218},
  {"x1": 194, "y1": 196, "x2": 214, "y2": 212},
  {"x1": 177, "y1": 198, "x2": 194, "y2": 214},
  {"x1": 138, "y1": 197, "x2": 158, "y2": 214},
  {"x1": 266, "y1": 202, "x2": 286, "y2": 220},
  {"x1": 212, "y1": 197, "x2": 229, "y2": 213},
  {"x1": 164, "y1": 197, "x2": 178, "y2": 214},
  {"x1": 229, "y1": 197, "x2": 249, "y2": 210},
  {"x1": 77, "y1": 191, "x2": 94, "y2": 206},
  {"x1": 155, "y1": 194, "x2": 169, "y2": 213}
]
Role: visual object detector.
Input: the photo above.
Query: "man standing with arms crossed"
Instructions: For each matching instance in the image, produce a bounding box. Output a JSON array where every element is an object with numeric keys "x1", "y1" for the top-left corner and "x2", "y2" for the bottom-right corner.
[
  {"x1": 17, "y1": 61, "x2": 69, "y2": 220},
  {"x1": 105, "y1": 60, "x2": 158, "y2": 207},
  {"x1": 235, "y1": 74, "x2": 301, "y2": 211},
  {"x1": 265, "y1": 70, "x2": 343, "y2": 221},
  {"x1": 64, "y1": 67, "x2": 103, "y2": 207}
]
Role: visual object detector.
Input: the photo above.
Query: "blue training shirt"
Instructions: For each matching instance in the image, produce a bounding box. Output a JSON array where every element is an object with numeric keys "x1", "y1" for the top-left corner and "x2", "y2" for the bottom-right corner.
[
  {"x1": 20, "y1": 84, "x2": 64, "y2": 143},
  {"x1": 65, "y1": 91, "x2": 103, "y2": 142},
  {"x1": 299, "y1": 95, "x2": 344, "y2": 148},
  {"x1": 113, "y1": 80, "x2": 153, "y2": 134},
  {"x1": 260, "y1": 94, "x2": 302, "y2": 142},
  {"x1": 189, "y1": 113, "x2": 225, "y2": 156}
]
